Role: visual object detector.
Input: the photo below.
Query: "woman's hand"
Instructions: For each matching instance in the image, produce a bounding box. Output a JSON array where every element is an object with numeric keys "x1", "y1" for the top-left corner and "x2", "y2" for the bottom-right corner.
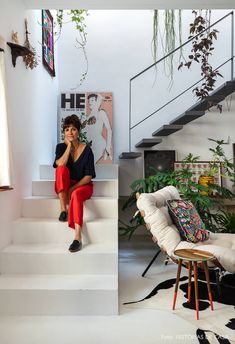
[
  {"x1": 68, "y1": 186, "x2": 75, "y2": 201},
  {"x1": 64, "y1": 137, "x2": 72, "y2": 147}
]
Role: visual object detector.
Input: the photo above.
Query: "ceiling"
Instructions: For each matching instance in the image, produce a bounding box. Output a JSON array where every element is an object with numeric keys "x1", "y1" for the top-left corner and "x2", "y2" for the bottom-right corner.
[{"x1": 23, "y1": 0, "x2": 235, "y2": 9}]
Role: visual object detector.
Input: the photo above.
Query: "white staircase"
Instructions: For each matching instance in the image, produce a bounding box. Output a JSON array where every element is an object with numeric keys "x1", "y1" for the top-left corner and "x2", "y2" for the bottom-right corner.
[{"x1": 0, "y1": 164, "x2": 119, "y2": 315}]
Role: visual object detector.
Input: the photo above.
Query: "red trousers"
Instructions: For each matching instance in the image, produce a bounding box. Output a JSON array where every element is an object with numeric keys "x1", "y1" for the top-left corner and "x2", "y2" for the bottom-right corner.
[{"x1": 55, "y1": 166, "x2": 93, "y2": 229}]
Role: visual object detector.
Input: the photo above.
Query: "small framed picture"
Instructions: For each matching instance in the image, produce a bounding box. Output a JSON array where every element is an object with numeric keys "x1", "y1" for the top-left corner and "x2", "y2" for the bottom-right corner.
[
  {"x1": 144, "y1": 150, "x2": 176, "y2": 178},
  {"x1": 42, "y1": 10, "x2": 55, "y2": 77},
  {"x1": 174, "y1": 161, "x2": 222, "y2": 186}
]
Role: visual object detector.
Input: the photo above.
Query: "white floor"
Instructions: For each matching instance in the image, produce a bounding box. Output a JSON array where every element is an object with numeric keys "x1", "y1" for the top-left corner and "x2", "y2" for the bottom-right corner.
[{"x1": 0, "y1": 236, "x2": 199, "y2": 344}]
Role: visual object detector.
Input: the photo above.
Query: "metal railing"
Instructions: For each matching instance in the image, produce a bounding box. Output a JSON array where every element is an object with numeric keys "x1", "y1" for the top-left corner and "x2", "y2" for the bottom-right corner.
[{"x1": 128, "y1": 11, "x2": 234, "y2": 151}]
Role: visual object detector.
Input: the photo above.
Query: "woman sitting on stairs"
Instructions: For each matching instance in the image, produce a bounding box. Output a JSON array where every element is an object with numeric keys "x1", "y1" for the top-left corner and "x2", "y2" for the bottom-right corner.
[{"x1": 53, "y1": 114, "x2": 96, "y2": 253}]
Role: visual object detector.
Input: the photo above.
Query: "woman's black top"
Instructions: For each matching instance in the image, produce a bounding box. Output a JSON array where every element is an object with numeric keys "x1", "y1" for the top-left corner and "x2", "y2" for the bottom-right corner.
[{"x1": 53, "y1": 143, "x2": 96, "y2": 181}]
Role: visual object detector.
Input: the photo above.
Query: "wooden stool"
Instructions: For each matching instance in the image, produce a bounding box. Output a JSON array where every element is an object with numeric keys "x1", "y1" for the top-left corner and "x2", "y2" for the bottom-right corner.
[{"x1": 173, "y1": 249, "x2": 215, "y2": 320}]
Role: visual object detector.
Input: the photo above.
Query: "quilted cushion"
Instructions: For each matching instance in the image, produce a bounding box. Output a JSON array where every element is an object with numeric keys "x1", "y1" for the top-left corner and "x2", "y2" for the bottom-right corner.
[
  {"x1": 167, "y1": 199, "x2": 210, "y2": 243},
  {"x1": 136, "y1": 186, "x2": 182, "y2": 256}
]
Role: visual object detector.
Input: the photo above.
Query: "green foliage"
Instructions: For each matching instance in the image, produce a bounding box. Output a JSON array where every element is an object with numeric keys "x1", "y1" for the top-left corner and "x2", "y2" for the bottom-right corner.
[
  {"x1": 119, "y1": 216, "x2": 145, "y2": 240},
  {"x1": 208, "y1": 138, "x2": 235, "y2": 183},
  {"x1": 178, "y1": 10, "x2": 223, "y2": 111},
  {"x1": 216, "y1": 210, "x2": 235, "y2": 233},
  {"x1": 119, "y1": 141, "x2": 235, "y2": 238},
  {"x1": 152, "y1": 10, "x2": 183, "y2": 83},
  {"x1": 55, "y1": 10, "x2": 89, "y2": 87},
  {"x1": 78, "y1": 112, "x2": 92, "y2": 146}
]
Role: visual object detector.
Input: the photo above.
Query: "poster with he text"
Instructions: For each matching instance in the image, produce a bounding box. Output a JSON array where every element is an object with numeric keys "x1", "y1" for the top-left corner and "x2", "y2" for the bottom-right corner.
[{"x1": 59, "y1": 92, "x2": 113, "y2": 164}]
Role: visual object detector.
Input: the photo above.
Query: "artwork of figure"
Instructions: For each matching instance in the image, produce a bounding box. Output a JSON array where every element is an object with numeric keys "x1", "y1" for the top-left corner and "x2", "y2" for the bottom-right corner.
[{"x1": 85, "y1": 93, "x2": 113, "y2": 164}]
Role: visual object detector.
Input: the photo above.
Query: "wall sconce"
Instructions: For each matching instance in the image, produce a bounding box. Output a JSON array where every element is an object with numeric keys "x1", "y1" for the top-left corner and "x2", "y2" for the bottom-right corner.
[{"x1": 7, "y1": 42, "x2": 32, "y2": 67}]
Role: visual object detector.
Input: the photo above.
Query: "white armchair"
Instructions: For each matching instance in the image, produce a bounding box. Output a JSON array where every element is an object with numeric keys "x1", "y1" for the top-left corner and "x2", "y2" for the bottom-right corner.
[{"x1": 136, "y1": 186, "x2": 235, "y2": 273}]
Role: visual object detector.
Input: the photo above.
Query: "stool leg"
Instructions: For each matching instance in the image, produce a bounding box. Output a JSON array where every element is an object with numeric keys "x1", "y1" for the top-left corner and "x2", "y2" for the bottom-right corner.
[
  {"x1": 188, "y1": 261, "x2": 192, "y2": 303},
  {"x1": 193, "y1": 262, "x2": 199, "y2": 320},
  {"x1": 172, "y1": 259, "x2": 182, "y2": 310},
  {"x1": 203, "y1": 261, "x2": 214, "y2": 311}
]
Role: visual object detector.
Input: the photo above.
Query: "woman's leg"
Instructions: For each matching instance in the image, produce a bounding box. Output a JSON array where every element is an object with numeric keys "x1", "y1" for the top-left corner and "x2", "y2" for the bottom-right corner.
[
  {"x1": 55, "y1": 166, "x2": 70, "y2": 213},
  {"x1": 68, "y1": 183, "x2": 93, "y2": 236},
  {"x1": 74, "y1": 223, "x2": 82, "y2": 241},
  {"x1": 58, "y1": 192, "x2": 67, "y2": 212}
]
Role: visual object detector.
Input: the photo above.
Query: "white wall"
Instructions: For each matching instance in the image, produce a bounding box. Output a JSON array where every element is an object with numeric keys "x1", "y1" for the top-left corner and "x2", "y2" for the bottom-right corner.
[
  {"x1": 0, "y1": 4, "x2": 58, "y2": 249},
  {"x1": 58, "y1": 10, "x2": 154, "y2": 153},
  {"x1": 57, "y1": 9, "x2": 234, "y2": 195}
]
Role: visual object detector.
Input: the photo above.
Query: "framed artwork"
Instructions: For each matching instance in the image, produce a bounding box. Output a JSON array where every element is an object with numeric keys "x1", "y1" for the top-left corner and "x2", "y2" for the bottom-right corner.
[
  {"x1": 59, "y1": 92, "x2": 113, "y2": 165},
  {"x1": 42, "y1": 10, "x2": 55, "y2": 77},
  {"x1": 144, "y1": 150, "x2": 176, "y2": 178},
  {"x1": 174, "y1": 161, "x2": 222, "y2": 186}
]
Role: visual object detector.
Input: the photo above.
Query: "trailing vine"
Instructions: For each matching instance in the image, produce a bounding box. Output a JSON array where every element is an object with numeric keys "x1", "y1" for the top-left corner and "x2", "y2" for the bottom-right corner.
[
  {"x1": 152, "y1": 10, "x2": 183, "y2": 83},
  {"x1": 178, "y1": 10, "x2": 223, "y2": 112},
  {"x1": 55, "y1": 10, "x2": 88, "y2": 87}
]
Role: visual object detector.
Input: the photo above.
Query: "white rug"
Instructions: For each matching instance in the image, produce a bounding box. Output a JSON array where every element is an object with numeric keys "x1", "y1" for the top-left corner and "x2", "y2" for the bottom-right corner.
[{"x1": 124, "y1": 274, "x2": 235, "y2": 344}]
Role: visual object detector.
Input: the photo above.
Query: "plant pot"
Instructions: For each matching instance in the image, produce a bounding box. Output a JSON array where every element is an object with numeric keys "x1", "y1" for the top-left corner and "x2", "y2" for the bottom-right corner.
[{"x1": 198, "y1": 175, "x2": 214, "y2": 195}]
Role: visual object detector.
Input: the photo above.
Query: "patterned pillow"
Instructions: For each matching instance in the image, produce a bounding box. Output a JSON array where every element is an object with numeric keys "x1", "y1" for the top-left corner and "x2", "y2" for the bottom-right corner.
[{"x1": 166, "y1": 199, "x2": 210, "y2": 243}]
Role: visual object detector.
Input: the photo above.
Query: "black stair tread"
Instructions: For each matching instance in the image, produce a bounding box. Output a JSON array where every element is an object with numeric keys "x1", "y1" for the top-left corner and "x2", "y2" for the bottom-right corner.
[
  {"x1": 152, "y1": 124, "x2": 183, "y2": 136},
  {"x1": 169, "y1": 111, "x2": 205, "y2": 125},
  {"x1": 187, "y1": 79, "x2": 235, "y2": 112},
  {"x1": 127, "y1": 79, "x2": 235, "y2": 156},
  {"x1": 135, "y1": 138, "x2": 162, "y2": 148},
  {"x1": 119, "y1": 152, "x2": 142, "y2": 159},
  {"x1": 210, "y1": 79, "x2": 235, "y2": 96}
]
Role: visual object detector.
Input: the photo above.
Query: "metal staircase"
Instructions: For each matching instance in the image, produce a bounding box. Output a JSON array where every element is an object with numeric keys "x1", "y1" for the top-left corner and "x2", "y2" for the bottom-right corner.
[{"x1": 119, "y1": 11, "x2": 235, "y2": 158}]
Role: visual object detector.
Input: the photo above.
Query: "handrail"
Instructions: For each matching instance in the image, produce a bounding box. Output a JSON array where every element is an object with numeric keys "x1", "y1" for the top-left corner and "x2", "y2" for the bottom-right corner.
[
  {"x1": 130, "y1": 11, "x2": 233, "y2": 82},
  {"x1": 128, "y1": 11, "x2": 234, "y2": 152},
  {"x1": 131, "y1": 57, "x2": 234, "y2": 131}
]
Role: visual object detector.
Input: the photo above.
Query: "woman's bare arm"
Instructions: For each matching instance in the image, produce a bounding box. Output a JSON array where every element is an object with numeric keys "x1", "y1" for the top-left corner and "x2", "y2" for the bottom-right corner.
[
  {"x1": 68, "y1": 175, "x2": 92, "y2": 199},
  {"x1": 55, "y1": 140, "x2": 72, "y2": 166}
]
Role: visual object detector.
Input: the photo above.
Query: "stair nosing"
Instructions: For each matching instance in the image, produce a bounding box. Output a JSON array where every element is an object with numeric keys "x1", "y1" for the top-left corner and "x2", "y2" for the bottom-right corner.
[
  {"x1": 13, "y1": 217, "x2": 117, "y2": 224},
  {"x1": 0, "y1": 274, "x2": 118, "y2": 290},
  {"x1": 1, "y1": 243, "x2": 117, "y2": 254}
]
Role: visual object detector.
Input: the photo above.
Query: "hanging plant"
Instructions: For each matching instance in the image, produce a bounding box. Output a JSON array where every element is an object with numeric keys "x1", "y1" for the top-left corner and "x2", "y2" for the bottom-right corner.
[
  {"x1": 178, "y1": 10, "x2": 223, "y2": 112},
  {"x1": 23, "y1": 19, "x2": 39, "y2": 69},
  {"x1": 55, "y1": 10, "x2": 88, "y2": 87},
  {"x1": 152, "y1": 10, "x2": 183, "y2": 83}
]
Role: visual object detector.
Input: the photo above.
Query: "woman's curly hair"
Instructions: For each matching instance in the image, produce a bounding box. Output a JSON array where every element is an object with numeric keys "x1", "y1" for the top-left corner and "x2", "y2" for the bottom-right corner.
[{"x1": 63, "y1": 114, "x2": 81, "y2": 132}]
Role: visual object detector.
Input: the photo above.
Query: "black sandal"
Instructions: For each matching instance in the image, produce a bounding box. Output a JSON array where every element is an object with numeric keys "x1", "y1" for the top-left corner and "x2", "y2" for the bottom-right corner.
[
  {"x1": 59, "y1": 211, "x2": 68, "y2": 222},
  {"x1": 69, "y1": 240, "x2": 82, "y2": 252}
]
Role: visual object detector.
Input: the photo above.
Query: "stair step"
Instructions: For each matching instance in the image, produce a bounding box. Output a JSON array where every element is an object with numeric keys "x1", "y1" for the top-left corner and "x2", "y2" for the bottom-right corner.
[
  {"x1": 119, "y1": 152, "x2": 141, "y2": 159},
  {"x1": 40, "y1": 164, "x2": 119, "y2": 180},
  {"x1": 207, "y1": 80, "x2": 235, "y2": 99},
  {"x1": 170, "y1": 110, "x2": 205, "y2": 125},
  {"x1": 0, "y1": 274, "x2": 118, "y2": 315},
  {"x1": 135, "y1": 138, "x2": 162, "y2": 148},
  {"x1": 32, "y1": 179, "x2": 118, "y2": 198},
  {"x1": 152, "y1": 124, "x2": 183, "y2": 136},
  {"x1": 12, "y1": 218, "x2": 117, "y2": 244},
  {"x1": 183, "y1": 80, "x2": 235, "y2": 112},
  {"x1": 21, "y1": 196, "x2": 118, "y2": 219},
  {"x1": 225, "y1": 79, "x2": 235, "y2": 93},
  {"x1": 0, "y1": 243, "x2": 118, "y2": 274}
]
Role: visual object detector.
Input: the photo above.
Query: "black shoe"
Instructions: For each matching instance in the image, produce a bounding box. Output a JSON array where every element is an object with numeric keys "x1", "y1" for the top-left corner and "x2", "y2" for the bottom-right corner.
[
  {"x1": 59, "y1": 211, "x2": 67, "y2": 222},
  {"x1": 69, "y1": 240, "x2": 82, "y2": 252}
]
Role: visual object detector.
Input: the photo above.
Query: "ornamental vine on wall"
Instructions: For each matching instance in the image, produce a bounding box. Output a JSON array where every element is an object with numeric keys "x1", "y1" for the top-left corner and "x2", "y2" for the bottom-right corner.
[{"x1": 178, "y1": 10, "x2": 223, "y2": 112}]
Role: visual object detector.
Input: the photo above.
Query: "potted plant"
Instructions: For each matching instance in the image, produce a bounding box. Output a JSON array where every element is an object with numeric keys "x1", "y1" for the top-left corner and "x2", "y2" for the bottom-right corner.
[
  {"x1": 198, "y1": 138, "x2": 235, "y2": 195},
  {"x1": 119, "y1": 141, "x2": 235, "y2": 238}
]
